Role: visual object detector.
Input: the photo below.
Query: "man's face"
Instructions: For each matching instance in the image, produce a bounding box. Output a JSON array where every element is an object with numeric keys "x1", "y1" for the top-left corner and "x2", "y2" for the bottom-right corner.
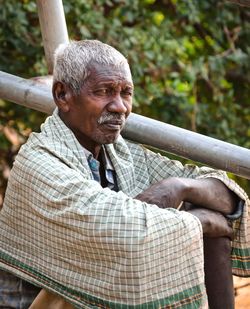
[{"x1": 59, "y1": 63, "x2": 133, "y2": 155}]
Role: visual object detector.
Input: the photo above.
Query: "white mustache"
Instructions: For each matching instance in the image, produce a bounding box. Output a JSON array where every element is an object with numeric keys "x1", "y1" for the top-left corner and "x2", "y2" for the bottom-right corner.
[{"x1": 97, "y1": 113, "x2": 126, "y2": 125}]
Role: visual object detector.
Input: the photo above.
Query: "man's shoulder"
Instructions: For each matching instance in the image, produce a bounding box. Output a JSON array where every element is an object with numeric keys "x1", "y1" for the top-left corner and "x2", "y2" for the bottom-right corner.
[
  {"x1": 13, "y1": 128, "x2": 85, "y2": 178},
  {"x1": 18, "y1": 130, "x2": 65, "y2": 159},
  {"x1": 17, "y1": 112, "x2": 83, "y2": 164}
]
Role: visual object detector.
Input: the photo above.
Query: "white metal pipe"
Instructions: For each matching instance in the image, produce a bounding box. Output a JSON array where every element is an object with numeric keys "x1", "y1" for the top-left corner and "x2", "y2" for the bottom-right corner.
[
  {"x1": 0, "y1": 72, "x2": 55, "y2": 114},
  {"x1": 1, "y1": 71, "x2": 250, "y2": 179},
  {"x1": 36, "y1": 0, "x2": 69, "y2": 73},
  {"x1": 123, "y1": 114, "x2": 250, "y2": 179}
]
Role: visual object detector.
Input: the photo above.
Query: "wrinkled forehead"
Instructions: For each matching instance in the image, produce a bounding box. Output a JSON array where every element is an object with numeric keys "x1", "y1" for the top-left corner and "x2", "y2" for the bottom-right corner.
[{"x1": 86, "y1": 61, "x2": 133, "y2": 85}]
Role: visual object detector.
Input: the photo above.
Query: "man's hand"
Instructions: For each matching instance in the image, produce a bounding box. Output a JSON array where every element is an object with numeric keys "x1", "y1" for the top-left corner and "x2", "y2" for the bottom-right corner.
[
  {"x1": 187, "y1": 208, "x2": 233, "y2": 239},
  {"x1": 135, "y1": 178, "x2": 187, "y2": 209}
]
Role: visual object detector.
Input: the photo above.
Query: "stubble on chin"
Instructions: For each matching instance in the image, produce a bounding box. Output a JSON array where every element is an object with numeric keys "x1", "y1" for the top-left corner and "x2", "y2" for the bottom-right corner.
[{"x1": 92, "y1": 127, "x2": 122, "y2": 145}]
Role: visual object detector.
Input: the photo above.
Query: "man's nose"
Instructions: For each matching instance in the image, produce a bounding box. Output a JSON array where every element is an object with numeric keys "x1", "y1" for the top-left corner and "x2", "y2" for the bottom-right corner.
[{"x1": 107, "y1": 94, "x2": 127, "y2": 114}]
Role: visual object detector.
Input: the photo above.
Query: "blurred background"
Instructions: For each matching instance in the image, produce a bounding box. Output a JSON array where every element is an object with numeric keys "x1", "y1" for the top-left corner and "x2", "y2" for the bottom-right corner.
[{"x1": 0, "y1": 0, "x2": 249, "y2": 307}]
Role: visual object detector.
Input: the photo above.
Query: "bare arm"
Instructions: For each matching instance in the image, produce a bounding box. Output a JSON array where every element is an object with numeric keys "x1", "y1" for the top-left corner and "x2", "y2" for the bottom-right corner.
[
  {"x1": 135, "y1": 177, "x2": 236, "y2": 238},
  {"x1": 182, "y1": 177, "x2": 238, "y2": 215},
  {"x1": 136, "y1": 177, "x2": 238, "y2": 215}
]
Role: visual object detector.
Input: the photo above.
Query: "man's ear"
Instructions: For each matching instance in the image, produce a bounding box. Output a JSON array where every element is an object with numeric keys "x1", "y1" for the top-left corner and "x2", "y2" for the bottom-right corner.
[{"x1": 52, "y1": 81, "x2": 72, "y2": 113}]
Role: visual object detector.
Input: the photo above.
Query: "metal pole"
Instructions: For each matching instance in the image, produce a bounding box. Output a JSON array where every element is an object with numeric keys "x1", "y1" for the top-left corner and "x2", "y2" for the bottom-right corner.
[
  {"x1": 0, "y1": 72, "x2": 54, "y2": 114},
  {"x1": 36, "y1": 0, "x2": 69, "y2": 73},
  {"x1": 1, "y1": 71, "x2": 250, "y2": 179},
  {"x1": 123, "y1": 113, "x2": 250, "y2": 179}
]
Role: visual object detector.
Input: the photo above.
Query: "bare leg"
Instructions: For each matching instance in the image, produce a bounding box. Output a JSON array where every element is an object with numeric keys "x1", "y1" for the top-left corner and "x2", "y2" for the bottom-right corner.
[
  {"x1": 29, "y1": 289, "x2": 74, "y2": 309},
  {"x1": 203, "y1": 236, "x2": 234, "y2": 309}
]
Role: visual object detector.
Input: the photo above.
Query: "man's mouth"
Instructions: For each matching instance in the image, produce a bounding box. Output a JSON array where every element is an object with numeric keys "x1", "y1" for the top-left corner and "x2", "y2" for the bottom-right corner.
[
  {"x1": 98, "y1": 114, "x2": 126, "y2": 130},
  {"x1": 101, "y1": 120, "x2": 125, "y2": 130}
]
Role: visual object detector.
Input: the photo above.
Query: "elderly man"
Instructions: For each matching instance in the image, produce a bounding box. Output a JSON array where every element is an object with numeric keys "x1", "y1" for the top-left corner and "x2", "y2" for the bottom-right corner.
[{"x1": 0, "y1": 40, "x2": 249, "y2": 309}]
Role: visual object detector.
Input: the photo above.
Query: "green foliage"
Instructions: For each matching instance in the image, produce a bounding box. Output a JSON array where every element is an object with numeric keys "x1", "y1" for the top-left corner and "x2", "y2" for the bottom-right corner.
[{"x1": 0, "y1": 0, "x2": 249, "y2": 197}]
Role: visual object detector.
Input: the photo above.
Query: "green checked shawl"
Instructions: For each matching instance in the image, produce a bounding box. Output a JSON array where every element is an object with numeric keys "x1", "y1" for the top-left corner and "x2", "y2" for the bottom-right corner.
[{"x1": 0, "y1": 109, "x2": 249, "y2": 308}]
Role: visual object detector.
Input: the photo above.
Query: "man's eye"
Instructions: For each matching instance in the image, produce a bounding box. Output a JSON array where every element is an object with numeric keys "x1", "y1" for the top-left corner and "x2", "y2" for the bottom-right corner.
[
  {"x1": 121, "y1": 88, "x2": 133, "y2": 97},
  {"x1": 94, "y1": 89, "x2": 108, "y2": 95}
]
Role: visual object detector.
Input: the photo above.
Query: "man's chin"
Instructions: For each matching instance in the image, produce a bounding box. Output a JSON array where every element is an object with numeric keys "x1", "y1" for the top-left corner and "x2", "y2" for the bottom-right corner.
[{"x1": 102, "y1": 133, "x2": 120, "y2": 145}]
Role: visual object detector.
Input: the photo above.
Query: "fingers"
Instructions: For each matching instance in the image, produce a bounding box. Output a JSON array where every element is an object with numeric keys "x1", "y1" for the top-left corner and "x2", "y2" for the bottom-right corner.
[
  {"x1": 205, "y1": 210, "x2": 234, "y2": 240},
  {"x1": 187, "y1": 207, "x2": 235, "y2": 239}
]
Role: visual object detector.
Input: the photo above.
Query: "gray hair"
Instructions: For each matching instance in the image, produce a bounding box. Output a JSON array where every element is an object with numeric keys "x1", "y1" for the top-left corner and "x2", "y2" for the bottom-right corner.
[{"x1": 53, "y1": 40, "x2": 130, "y2": 95}]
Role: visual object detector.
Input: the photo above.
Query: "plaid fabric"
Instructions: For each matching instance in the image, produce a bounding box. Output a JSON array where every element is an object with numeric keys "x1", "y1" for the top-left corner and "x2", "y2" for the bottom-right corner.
[
  {"x1": 0, "y1": 269, "x2": 40, "y2": 308},
  {"x1": 0, "y1": 109, "x2": 249, "y2": 308}
]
